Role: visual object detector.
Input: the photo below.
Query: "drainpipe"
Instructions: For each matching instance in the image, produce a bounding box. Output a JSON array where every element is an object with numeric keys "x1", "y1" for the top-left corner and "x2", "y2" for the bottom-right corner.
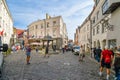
[{"x1": 90, "y1": 19, "x2": 92, "y2": 58}]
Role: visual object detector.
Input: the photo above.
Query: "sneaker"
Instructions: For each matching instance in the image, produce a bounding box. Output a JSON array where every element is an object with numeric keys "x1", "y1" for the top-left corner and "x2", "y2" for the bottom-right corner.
[
  {"x1": 99, "y1": 72, "x2": 102, "y2": 77},
  {"x1": 27, "y1": 63, "x2": 30, "y2": 65},
  {"x1": 106, "y1": 75, "x2": 110, "y2": 80},
  {"x1": 114, "y1": 77, "x2": 117, "y2": 80}
]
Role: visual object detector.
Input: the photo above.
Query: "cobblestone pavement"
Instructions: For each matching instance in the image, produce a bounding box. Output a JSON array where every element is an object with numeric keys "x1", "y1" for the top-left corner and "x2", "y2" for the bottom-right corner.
[{"x1": 2, "y1": 50, "x2": 114, "y2": 80}]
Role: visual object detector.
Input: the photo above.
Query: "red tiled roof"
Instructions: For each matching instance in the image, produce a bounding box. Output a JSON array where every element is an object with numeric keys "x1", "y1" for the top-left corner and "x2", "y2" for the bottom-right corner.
[{"x1": 16, "y1": 29, "x2": 24, "y2": 35}]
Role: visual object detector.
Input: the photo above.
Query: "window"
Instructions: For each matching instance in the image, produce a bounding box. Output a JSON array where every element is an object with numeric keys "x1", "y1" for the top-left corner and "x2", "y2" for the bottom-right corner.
[
  {"x1": 93, "y1": 28, "x2": 95, "y2": 36},
  {"x1": 47, "y1": 22, "x2": 49, "y2": 28},
  {"x1": 41, "y1": 24, "x2": 43, "y2": 29},
  {"x1": 97, "y1": 11, "x2": 99, "y2": 20},
  {"x1": 97, "y1": 25, "x2": 100, "y2": 34},
  {"x1": 93, "y1": 17, "x2": 95, "y2": 24},
  {"x1": 35, "y1": 25, "x2": 38, "y2": 29},
  {"x1": 53, "y1": 21, "x2": 56, "y2": 26},
  {"x1": 87, "y1": 25, "x2": 89, "y2": 31},
  {"x1": 102, "y1": 23, "x2": 105, "y2": 33},
  {"x1": 96, "y1": 0, "x2": 100, "y2": 5},
  {"x1": 65, "y1": 41, "x2": 66, "y2": 44},
  {"x1": 102, "y1": 0, "x2": 109, "y2": 14}
]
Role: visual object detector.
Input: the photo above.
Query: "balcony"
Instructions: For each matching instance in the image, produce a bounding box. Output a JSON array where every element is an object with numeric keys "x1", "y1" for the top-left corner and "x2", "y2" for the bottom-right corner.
[{"x1": 102, "y1": 0, "x2": 120, "y2": 14}]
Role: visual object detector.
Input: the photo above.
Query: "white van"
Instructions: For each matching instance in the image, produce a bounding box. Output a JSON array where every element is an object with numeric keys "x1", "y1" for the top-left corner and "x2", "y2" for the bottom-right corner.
[{"x1": 73, "y1": 46, "x2": 80, "y2": 55}]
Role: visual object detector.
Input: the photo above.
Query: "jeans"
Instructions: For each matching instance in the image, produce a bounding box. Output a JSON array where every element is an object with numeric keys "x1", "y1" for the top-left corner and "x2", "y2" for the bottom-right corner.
[
  {"x1": 115, "y1": 67, "x2": 120, "y2": 80},
  {"x1": 95, "y1": 55, "x2": 100, "y2": 62}
]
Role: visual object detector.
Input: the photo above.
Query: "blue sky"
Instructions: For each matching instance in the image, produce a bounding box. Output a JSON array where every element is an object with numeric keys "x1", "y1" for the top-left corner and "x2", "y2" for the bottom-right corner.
[{"x1": 6, "y1": 0, "x2": 94, "y2": 40}]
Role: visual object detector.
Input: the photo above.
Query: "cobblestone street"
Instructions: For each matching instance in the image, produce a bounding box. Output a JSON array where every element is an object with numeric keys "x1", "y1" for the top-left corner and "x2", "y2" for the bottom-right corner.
[{"x1": 2, "y1": 50, "x2": 113, "y2": 80}]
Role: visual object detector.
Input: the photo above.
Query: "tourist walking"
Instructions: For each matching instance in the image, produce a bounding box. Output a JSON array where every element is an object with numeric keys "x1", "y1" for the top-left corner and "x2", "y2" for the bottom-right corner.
[
  {"x1": 44, "y1": 46, "x2": 49, "y2": 58},
  {"x1": 62, "y1": 45, "x2": 65, "y2": 54},
  {"x1": 25, "y1": 45, "x2": 31, "y2": 65},
  {"x1": 99, "y1": 46, "x2": 114, "y2": 80},
  {"x1": 12, "y1": 45, "x2": 16, "y2": 53},
  {"x1": 114, "y1": 47, "x2": 120, "y2": 80},
  {"x1": 117, "y1": 46, "x2": 120, "y2": 52},
  {"x1": 79, "y1": 45, "x2": 85, "y2": 61},
  {"x1": 36, "y1": 46, "x2": 39, "y2": 53},
  {"x1": 96, "y1": 47, "x2": 102, "y2": 62},
  {"x1": 52, "y1": 45, "x2": 56, "y2": 51},
  {"x1": 93, "y1": 47, "x2": 97, "y2": 60}
]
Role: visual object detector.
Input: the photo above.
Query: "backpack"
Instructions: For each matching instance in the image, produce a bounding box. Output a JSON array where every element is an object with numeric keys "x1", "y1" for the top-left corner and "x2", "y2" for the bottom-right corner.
[
  {"x1": 104, "y1": 50, "x2": 112, "y2": 63},
  {"x1": 114, "y1": 56, "x2": 120, "y2": 68}
]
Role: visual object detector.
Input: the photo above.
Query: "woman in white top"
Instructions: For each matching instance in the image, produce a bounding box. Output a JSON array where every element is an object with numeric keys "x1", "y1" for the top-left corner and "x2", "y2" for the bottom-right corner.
[{"x1": 79, "y1": 45, "x2": 85, "y2": 61}]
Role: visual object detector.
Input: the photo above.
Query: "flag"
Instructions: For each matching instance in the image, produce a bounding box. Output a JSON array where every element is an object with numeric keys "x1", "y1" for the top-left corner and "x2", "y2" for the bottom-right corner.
[{"x1": 0, "y1": 29, "x2": 4, "y2": 36}]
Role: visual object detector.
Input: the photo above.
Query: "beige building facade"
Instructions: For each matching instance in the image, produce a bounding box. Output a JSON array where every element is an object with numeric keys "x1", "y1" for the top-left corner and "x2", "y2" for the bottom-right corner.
[
  {"x1": 78, "y1": 16, "x2": 91, "y2": 52},
  {"x1": 28, "y1": 14, "x2": 68, "y2": 49},
  {"x1": 0, "y1": 0, "x2": 13, "y2": 45},
  {"x1": 74, "y1": 28, "x2": 79, "y2": 45}
]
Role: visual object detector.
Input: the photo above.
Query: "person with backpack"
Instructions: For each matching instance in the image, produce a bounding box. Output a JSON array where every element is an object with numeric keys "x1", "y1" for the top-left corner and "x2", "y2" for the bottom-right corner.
[
  {"x1": 96, "y1": 46, "x2": 102, "y2": 62},
  {"x1": 99, "y1": 46, "x2": 114, "y2": 80},
  {"x1": 114, "y1": 47, "x2": 120, "y2": 80}
]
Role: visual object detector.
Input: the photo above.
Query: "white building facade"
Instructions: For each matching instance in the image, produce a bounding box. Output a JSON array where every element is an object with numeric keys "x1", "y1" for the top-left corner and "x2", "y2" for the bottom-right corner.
[
  {"x1": 91, "y1": 0, "x2": 120, "y2": 49},
  {"x1": 0, "y1": 0, "x2": 13, "y2": 45}
]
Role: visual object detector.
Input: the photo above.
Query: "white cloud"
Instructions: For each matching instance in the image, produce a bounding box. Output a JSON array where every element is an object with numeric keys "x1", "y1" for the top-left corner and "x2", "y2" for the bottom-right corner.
[{"x1": 61, "y1": 0, "x2": 94, "y2": 17}]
